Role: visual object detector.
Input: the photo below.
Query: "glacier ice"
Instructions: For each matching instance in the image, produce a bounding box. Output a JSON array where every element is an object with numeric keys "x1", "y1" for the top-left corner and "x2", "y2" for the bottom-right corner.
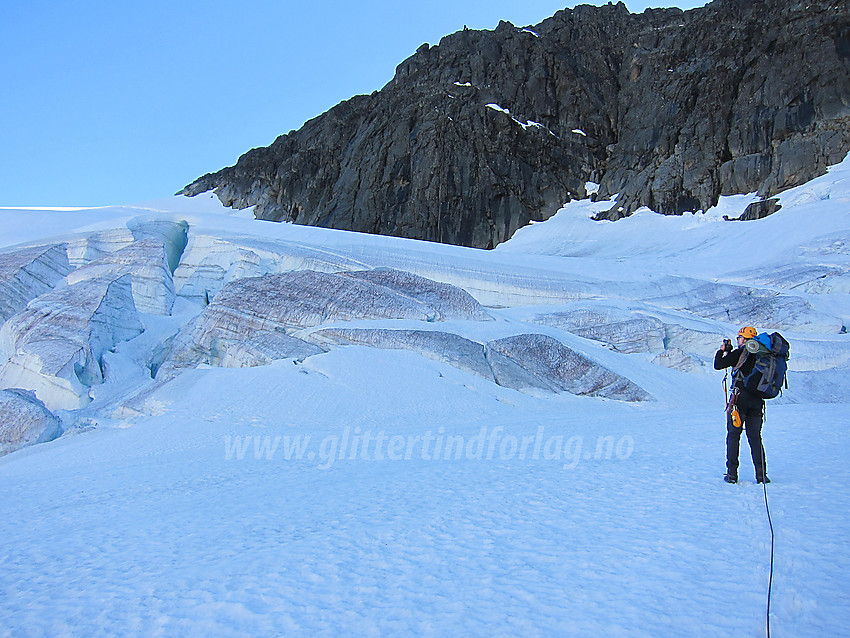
[
  {"x1": 661, "y1": 324, "x2": 726, "y2": 358},
  {"x1": 651, "y1": 347, "x2": 705, "y2": 372},
  {"x1": 532, "y1": 304, "x2": 727, "y2": 363},
  {"x1": 63, "y1": 228, "x2": 137, "y2": 268},
  {"x1": 214, "y1": 333, "x2": 325, "y2": 368},
  {"x1": 729, "y1": 262, "x2": 850, "y2": 295},
  {"x1": 208, "y1": 270, "x2": 439, "y2": 327},
  {"x1": 485, "y1": 334, "x2": 651, "y2": 401},
  {"x1": 484, "y1": 345, "x2": 556, "y2": 392},
  {"x1": 646, "y1": 281, "x2": 843, "y2": 333},
  {"x1": 779, "y1": 338, "x2": 850, "y2": 372},
  {"x1": 0, "y1": 244, "x2": 72, "y2": 322},
  {"x1": 51, "y1": 218, "x2": 189, "y2": 274},
  {"x1": 0, "y1": 275, "x2": 144, "y2": 410},
  {"x1": 341, "y1": 268, "x2": 492, "y2": 321},
  {"x1": 309, "y1": 328, "x2": 494, "y2": 381},
  {"x1": 309, "y1": 328, "x2": 654, "y2": 400},
  {"x1": 163, "y1": 270, "x2": 445, "y2": 370},
  {"x1": 173, "y1": 234, "x2": 369, "y2": 304},
  {"x1": 173, "y1": 236, "x2": 265, "y2": 304},
  {"x1": 161, "y1": 269, "x2": 657, "y2": 401},
  {"x1": 125, "y1": 218, "x2": 189, "y2": 274},
  {"x1": 0, "y1": 388, "x2": 62, "y2": 456},
  {"x1": 65, "y1": 239, "x2": 176, "y2": 315},
  {"x1": 534, "y1": 307, "x2": 666, "y2": 354}
]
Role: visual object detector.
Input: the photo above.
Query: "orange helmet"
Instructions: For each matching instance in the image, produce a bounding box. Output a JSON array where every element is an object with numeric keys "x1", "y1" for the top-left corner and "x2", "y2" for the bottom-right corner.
[{"x1": 738, "y1": 326, "x2": 758, "y2": 339}]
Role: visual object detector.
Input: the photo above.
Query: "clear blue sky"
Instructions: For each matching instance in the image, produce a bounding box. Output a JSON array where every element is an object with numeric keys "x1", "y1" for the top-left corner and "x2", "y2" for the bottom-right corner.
[{"x1": 0, "y1": 0, "x2": 707, "y2": 207}]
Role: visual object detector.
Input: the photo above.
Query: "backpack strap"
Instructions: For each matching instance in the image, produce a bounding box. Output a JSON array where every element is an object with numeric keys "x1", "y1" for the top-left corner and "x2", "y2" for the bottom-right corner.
[{"x1": 732, "y1": 347, "x2": 749, "y2": 376}]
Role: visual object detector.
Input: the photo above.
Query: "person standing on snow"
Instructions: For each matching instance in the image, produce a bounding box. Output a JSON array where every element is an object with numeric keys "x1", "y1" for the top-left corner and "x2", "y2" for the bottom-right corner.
[{"x1": 714, "y1": 326, "x2": 770, "y2": 484}]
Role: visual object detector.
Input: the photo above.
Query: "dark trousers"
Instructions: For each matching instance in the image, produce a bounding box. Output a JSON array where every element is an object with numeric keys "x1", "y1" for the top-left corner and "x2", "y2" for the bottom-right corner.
[{"x1": 726, "y1": 389, "x2": 766, "y2": 478}]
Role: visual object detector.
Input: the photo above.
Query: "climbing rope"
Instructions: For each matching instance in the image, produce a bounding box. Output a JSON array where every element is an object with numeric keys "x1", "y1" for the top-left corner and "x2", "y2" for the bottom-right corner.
[{"x1": 762, "y1": 406, "x2": 775, "y2": 638}]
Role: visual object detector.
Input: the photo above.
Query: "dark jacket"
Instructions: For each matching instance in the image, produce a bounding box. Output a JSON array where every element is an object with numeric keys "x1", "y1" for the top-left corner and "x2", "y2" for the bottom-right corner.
[{"x1": 714, "y1": 346, "x2": 759, "y2": 395}]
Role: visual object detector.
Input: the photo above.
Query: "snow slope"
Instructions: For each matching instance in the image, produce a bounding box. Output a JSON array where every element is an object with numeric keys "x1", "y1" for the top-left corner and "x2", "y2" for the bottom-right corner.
[{"x1": 1, "y1": 158, "x2": 849, "y2": 636}]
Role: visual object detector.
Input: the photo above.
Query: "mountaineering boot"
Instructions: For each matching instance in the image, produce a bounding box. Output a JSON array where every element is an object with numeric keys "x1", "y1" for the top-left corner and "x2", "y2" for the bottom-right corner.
[
  {"x1": 724, "y1": 473, "x2": 738, "y2": 484},
  {"x1": 756, "y1": 474, "x2": 771, "y2": 484}
]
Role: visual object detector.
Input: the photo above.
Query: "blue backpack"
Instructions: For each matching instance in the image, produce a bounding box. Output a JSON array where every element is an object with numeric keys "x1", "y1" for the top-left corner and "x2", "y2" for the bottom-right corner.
[{"x1": 736, "y1": 332, "x2": 790, "y2": 399}]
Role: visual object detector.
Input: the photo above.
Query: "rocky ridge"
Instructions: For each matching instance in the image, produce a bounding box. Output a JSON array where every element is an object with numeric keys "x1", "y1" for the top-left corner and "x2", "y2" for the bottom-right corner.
[{"x1": 182, "y1": 0, "x2": 850, "y2": 248}]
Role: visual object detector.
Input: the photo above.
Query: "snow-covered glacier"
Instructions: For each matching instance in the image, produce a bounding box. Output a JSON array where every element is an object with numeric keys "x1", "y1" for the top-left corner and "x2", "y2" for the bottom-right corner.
[
  {"x1": 533, "y1": 305, "x2": 667, "y2": 354},
  {"x1": 340, "y1": 268, "x2": 493, "y2": 321},
  {"x1": 163, "y1": 270, "x2": 447, "y2": 372},
  {"x1": 0, "y1": 388, "x2": 62, "y2": 456},
  {"x1": 66, "y1": 238, "x2": 176, "y2": 315},
  {"x1": 309, "y1": 327, "x2": 494, "y2": 381},
  {"x1": 172, "y1": 233, "x2": 369, "y2": 304},
  {"x1": 0, "y1": 243, "x2": 71, "y2": 322},
  {"x1": 0, "y1": 274, "x2": 143, "y2": 410},
  {"x1": 486, "y1": 333, "x2": 651, "y2": 401},
  {"x1": 0, "y1": 158, "x2": 850, "y2": 636},
  {"x1": 1, "y1": 161, "x2": 849, "y2": 435}
]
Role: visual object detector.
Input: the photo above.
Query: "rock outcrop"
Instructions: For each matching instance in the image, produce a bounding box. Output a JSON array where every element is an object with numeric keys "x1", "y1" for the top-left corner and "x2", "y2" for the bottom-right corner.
[{"x1": 182, "y1": 0, "x2": 850, "y2": 247}]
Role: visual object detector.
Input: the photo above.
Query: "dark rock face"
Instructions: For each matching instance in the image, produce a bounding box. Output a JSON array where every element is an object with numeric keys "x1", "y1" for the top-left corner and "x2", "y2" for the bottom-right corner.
[
  {"x1": 604, "y1": 0, "x2": 850, "y2": 220},
  {"x1": 182, "y1": 0, "x2": 850, "y2": 247}
]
